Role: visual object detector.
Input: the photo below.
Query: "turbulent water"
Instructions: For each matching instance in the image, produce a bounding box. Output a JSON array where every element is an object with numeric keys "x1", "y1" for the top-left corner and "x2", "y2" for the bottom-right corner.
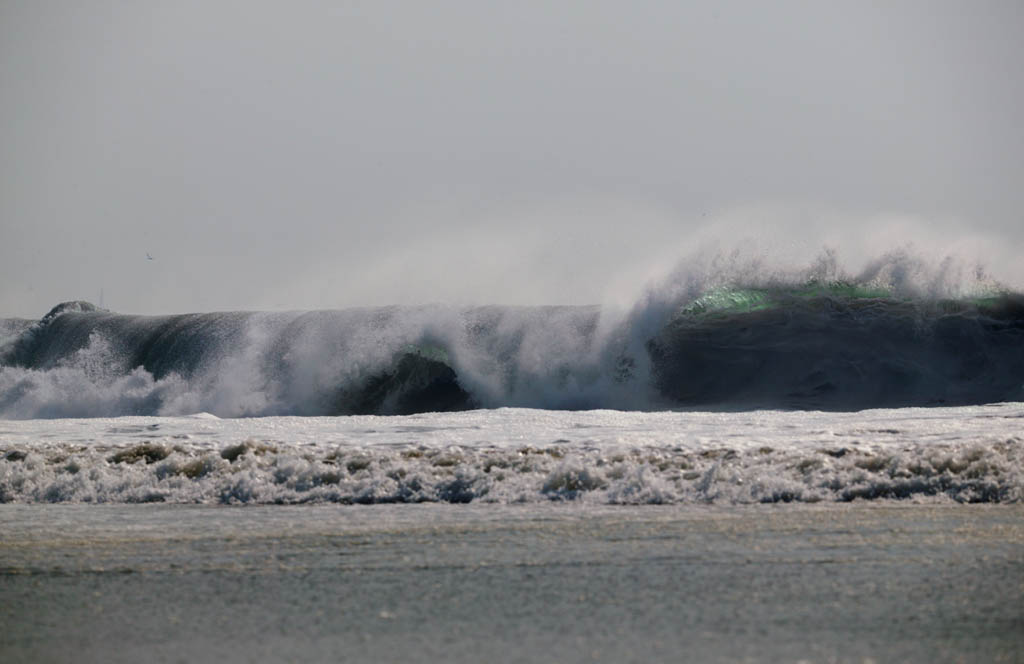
[
  {"x1": 1, "y1": 406, "x2": 1022, "y2": 505},
  {"x1": 3, "y1": 260, "x2": 1023, "y2": 505}
]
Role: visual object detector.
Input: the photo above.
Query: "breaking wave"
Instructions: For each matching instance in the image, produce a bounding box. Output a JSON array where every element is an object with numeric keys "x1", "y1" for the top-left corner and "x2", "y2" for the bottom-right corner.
[{"x1": 2, "y1": 251, "x2": 1023, "y2": 417}]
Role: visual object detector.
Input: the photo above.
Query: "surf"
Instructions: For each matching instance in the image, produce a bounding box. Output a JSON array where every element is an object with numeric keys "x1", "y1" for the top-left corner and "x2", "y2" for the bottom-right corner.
[{"x1": 2, "y1": 252, "x2": 1023, "y2": 418}]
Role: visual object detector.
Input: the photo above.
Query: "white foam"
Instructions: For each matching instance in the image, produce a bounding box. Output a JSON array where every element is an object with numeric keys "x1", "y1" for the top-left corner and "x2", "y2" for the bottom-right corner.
[{"x1": 1, "y1": 405, "x2": 1020, "y2": 504}]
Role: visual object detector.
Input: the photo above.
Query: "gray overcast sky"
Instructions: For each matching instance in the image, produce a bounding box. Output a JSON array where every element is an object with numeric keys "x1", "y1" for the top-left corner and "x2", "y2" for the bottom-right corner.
[{"x1": 1, "y1": 0, "x2": 1022, "y2": 316}]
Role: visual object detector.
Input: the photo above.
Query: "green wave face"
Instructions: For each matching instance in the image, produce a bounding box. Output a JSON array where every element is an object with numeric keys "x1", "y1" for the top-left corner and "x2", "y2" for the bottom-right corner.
[
  {"x1": 679, "y1": 281, "x2": 896, "y2": 318},
  {"x1": 680, "y1": 288, "x2": 772, "y2": 316},
  {"x1": 786, "y1": 281, "x2": 892, "y2": 300}
]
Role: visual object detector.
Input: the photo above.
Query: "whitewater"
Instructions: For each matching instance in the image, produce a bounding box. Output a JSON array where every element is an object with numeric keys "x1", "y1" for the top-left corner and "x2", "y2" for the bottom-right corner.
[
  {"x1": 1, "y1": 251, "x2": 1023, "y2": 505},
  {"x1": 1, "y1": 406, "x2": 1021, "y2": 505}
]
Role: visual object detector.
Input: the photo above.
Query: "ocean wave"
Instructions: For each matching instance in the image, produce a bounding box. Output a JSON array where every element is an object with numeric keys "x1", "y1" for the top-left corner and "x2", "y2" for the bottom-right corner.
[{"x1": 2, "y1": 252, "x2": 1023, "y2": 417}]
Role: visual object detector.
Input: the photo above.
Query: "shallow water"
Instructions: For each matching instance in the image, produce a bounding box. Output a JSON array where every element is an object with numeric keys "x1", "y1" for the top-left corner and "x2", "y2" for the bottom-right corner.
[{"x1": 2, "y1": 503, "x2": 1022, "y2": 663}]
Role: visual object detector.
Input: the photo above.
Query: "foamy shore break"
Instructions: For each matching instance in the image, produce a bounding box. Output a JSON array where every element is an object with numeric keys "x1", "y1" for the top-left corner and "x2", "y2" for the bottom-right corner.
[{"x1": 2, "y1": 407, "x2": 1020, "y2": 504}]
